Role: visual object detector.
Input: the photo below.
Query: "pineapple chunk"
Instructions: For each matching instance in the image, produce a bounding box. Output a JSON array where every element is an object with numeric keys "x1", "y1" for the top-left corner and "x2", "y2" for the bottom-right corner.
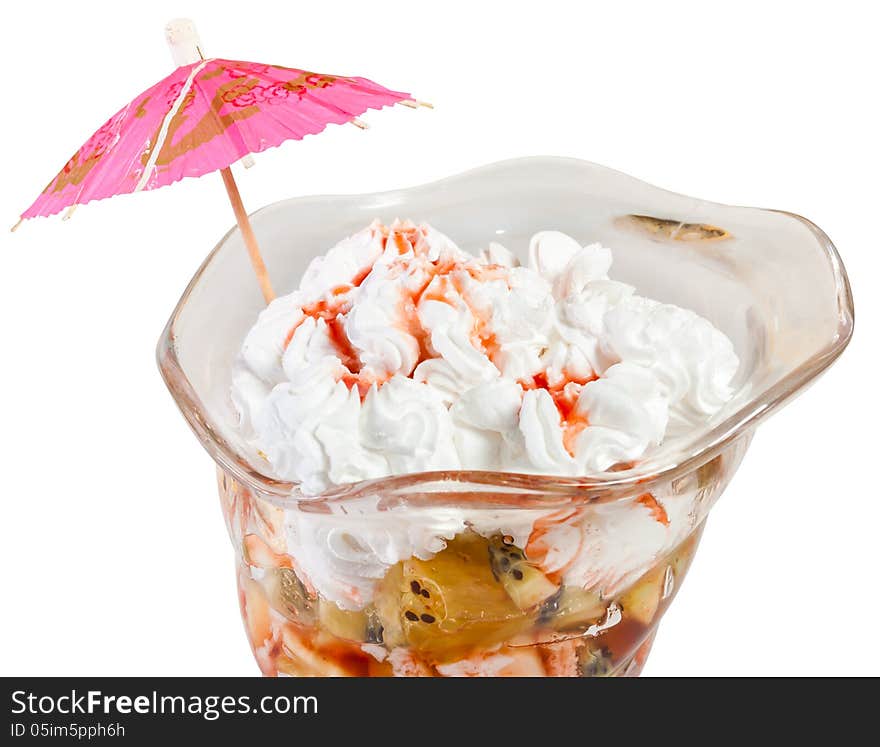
[
  {"x1": 618, "y1": 566, "x2": 665, "y2": 625},
  {"x1": 374, "y1": 532, "x2": 535, "y2": 662},
  {"x1": 317, "y1": 599, "x2": 383, "y2": 643}
]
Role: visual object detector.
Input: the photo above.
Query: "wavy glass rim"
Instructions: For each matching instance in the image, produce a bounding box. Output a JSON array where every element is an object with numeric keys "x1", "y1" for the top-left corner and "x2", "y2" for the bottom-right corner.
[{"x1": 156, "y1": 157, "x2": 854, "y2": 505}]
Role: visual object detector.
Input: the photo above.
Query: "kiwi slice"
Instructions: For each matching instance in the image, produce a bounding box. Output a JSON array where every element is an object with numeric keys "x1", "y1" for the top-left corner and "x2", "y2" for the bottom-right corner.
[
  {"x1": 578, "y1": 644, "x2": 615, "y2": 677},
  {"x1": 487, "y1": 534, "x2": 559, "y2": 610},
  {"x1": 540, "y1": 586, "x2": 607, "y2": 631},
  {"x1": 264, "y1": 567, "x2": 315, "y2": 625},
  {"x1": 317, "y1": 599, "x2": 384, "y2": 643},
  {"x1": 374, "y1": 532, "x2": 534, "y2": 662}
]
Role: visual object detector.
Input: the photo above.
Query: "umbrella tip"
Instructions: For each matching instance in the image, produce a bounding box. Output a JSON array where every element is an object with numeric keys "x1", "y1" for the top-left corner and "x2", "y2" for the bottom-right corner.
[
  {"x1": 400, "y1": 98, "x2": 434, "y2": 110},
  {"x1": 10, "y1": 218, "x2": 22, "y2": 233},
  {"x1": 165, "y1": 18, "x2": 203, "y2": 66},
  {"x1": 165, "y1": 17, "x2": 198, "y2": 38}
]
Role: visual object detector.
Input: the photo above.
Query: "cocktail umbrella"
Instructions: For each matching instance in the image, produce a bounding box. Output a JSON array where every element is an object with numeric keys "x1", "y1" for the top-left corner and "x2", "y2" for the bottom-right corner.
[{"x1": 12, "y1": 19, "x2": 429, "y2": 303}]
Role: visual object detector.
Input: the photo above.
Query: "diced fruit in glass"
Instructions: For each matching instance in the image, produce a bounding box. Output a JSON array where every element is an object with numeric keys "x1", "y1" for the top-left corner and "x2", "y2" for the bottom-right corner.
[
  {"x1": 541, "y1": 586, "x2": 607, "y2": 631},
  {"x1": 374, "y1": 532, "x2": 534, "y2": 662},
  {"x1": 618, "y1": 566, "x2": 664, "y2": 625},
  {"x1": 488, "y1": 534, "x2": 559, "y2": 610},
  {"x1": 317, "y1": 599, "x2": 383, "y2": 643},
  {"x1": 578, "y1": 644, "x2": 615, "y2": 677},
  {"x1": 264, "y1": 567, "x2": 315, "y2": 625},
  {"x1": 240, "y1": 575, "x2": 271, "y2": 647}
]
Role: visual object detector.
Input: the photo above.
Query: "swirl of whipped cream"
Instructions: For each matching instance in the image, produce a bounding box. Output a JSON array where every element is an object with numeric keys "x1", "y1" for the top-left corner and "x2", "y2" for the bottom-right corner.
[
  {"x1": 256, "y1": 359, "x2": 388, "y2": 494},
  {"x1": 344, "y1": 264, "x2": 420, "y2": 379},
  {"x1": 450, "y1": 379, "x2": 523, "y2": 470},
  {"x1": 361, "y1": 376, "x2": 460, "y2": 474},
  {"x1": 545, "y1": 281, "x2": 636, "y2": 384},
  {"x1": 239, "y1": 292, "x2": 307, "y2": 383},
  {"x1": 574, "y1": 362, "x2": 669, "y2": 472},
  {"x1": 461, "y1": 266, "x2": 554, "y2": 381},
  {"x1": 230, "y1": 366, "x2": 270, "y2": 438},
  {"x1": 553, "y1": 243, "x2": 613, "y2": 299},
  {"x1": 528, "y1": 230, "x2": 583, "y2": 286},
  {"x1": 529, "y1": 230, "x2": 614, "y2": 300},
  {"x1": 232, "y1": 293, "x2": 313, "y2": 438},
  {"x1": 529, "y1": 233, "x2": 630, "y2": 384},
  {"x1": 282, "y1": 316, "x2": 338, "y2": 378},
  {"x1": 601, "y1": 296, "x2": 739, "y2": 431},
  {"x1": 412, "y1": 291, "x2": 500, "y2": 400},
  {"x1": 298, "y1": 222, "x2": 384, "y2": 300},
  {"x1": 544, "y1": 262, "x2": 635, "y2": 383},
  {"x1": 518, "y1": 388, "x2": 578, "y2": 475}
]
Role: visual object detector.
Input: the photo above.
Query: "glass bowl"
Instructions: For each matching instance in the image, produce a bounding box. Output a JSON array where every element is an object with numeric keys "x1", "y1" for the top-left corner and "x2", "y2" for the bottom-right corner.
[{"x1": 157, "y1": 157, "x2": 853, "y2": 676}]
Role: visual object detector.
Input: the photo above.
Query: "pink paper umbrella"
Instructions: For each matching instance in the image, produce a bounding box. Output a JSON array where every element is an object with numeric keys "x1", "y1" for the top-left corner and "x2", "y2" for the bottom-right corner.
[{"x1": 13, "y1": 19, "x2": 429, "y2": 302}]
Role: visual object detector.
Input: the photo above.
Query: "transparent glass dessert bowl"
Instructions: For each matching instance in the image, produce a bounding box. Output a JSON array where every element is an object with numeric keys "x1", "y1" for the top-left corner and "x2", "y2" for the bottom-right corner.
[{"x1": 158, "y1": 157, "x2": 853, "y2": 677}]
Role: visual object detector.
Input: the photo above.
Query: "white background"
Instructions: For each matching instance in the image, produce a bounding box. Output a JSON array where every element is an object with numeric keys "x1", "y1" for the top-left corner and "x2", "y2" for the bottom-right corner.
[{"x1": 1, "y1": 0, "x2": 877, "y2": 676}]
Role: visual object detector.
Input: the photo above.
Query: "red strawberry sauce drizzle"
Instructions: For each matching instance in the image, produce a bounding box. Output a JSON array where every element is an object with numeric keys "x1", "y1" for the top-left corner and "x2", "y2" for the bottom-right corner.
[
  {"x1": 636, "y1": 493, "x2": 670, "y2": 526},
  {"x1": 281, "y1": 224, "x2": 516, "y2": 400},
  {"x1": 278, "y1": 222, "x2": 603, "y2": 459},
  {"x1": 520, "y1": 371, "x2": 598, "y2": 456}
]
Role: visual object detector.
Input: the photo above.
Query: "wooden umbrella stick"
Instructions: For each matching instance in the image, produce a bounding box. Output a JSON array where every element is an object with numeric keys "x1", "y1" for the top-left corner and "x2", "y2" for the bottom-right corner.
[
  {"x1": 220, "y1": 167, "x2": 276, "y2": 303},
  {"x1": 167, "y1": 20, "x2": 275, "y2": 305}
]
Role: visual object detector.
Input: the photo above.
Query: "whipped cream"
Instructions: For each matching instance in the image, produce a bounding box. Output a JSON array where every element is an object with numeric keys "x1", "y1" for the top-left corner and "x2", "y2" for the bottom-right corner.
[
  {"x1": 233, "y1": 220, "x2": 738, "y2": 494},
  {"x1": 231, "y1": 220, "x2": 738, "y2": 609}
]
